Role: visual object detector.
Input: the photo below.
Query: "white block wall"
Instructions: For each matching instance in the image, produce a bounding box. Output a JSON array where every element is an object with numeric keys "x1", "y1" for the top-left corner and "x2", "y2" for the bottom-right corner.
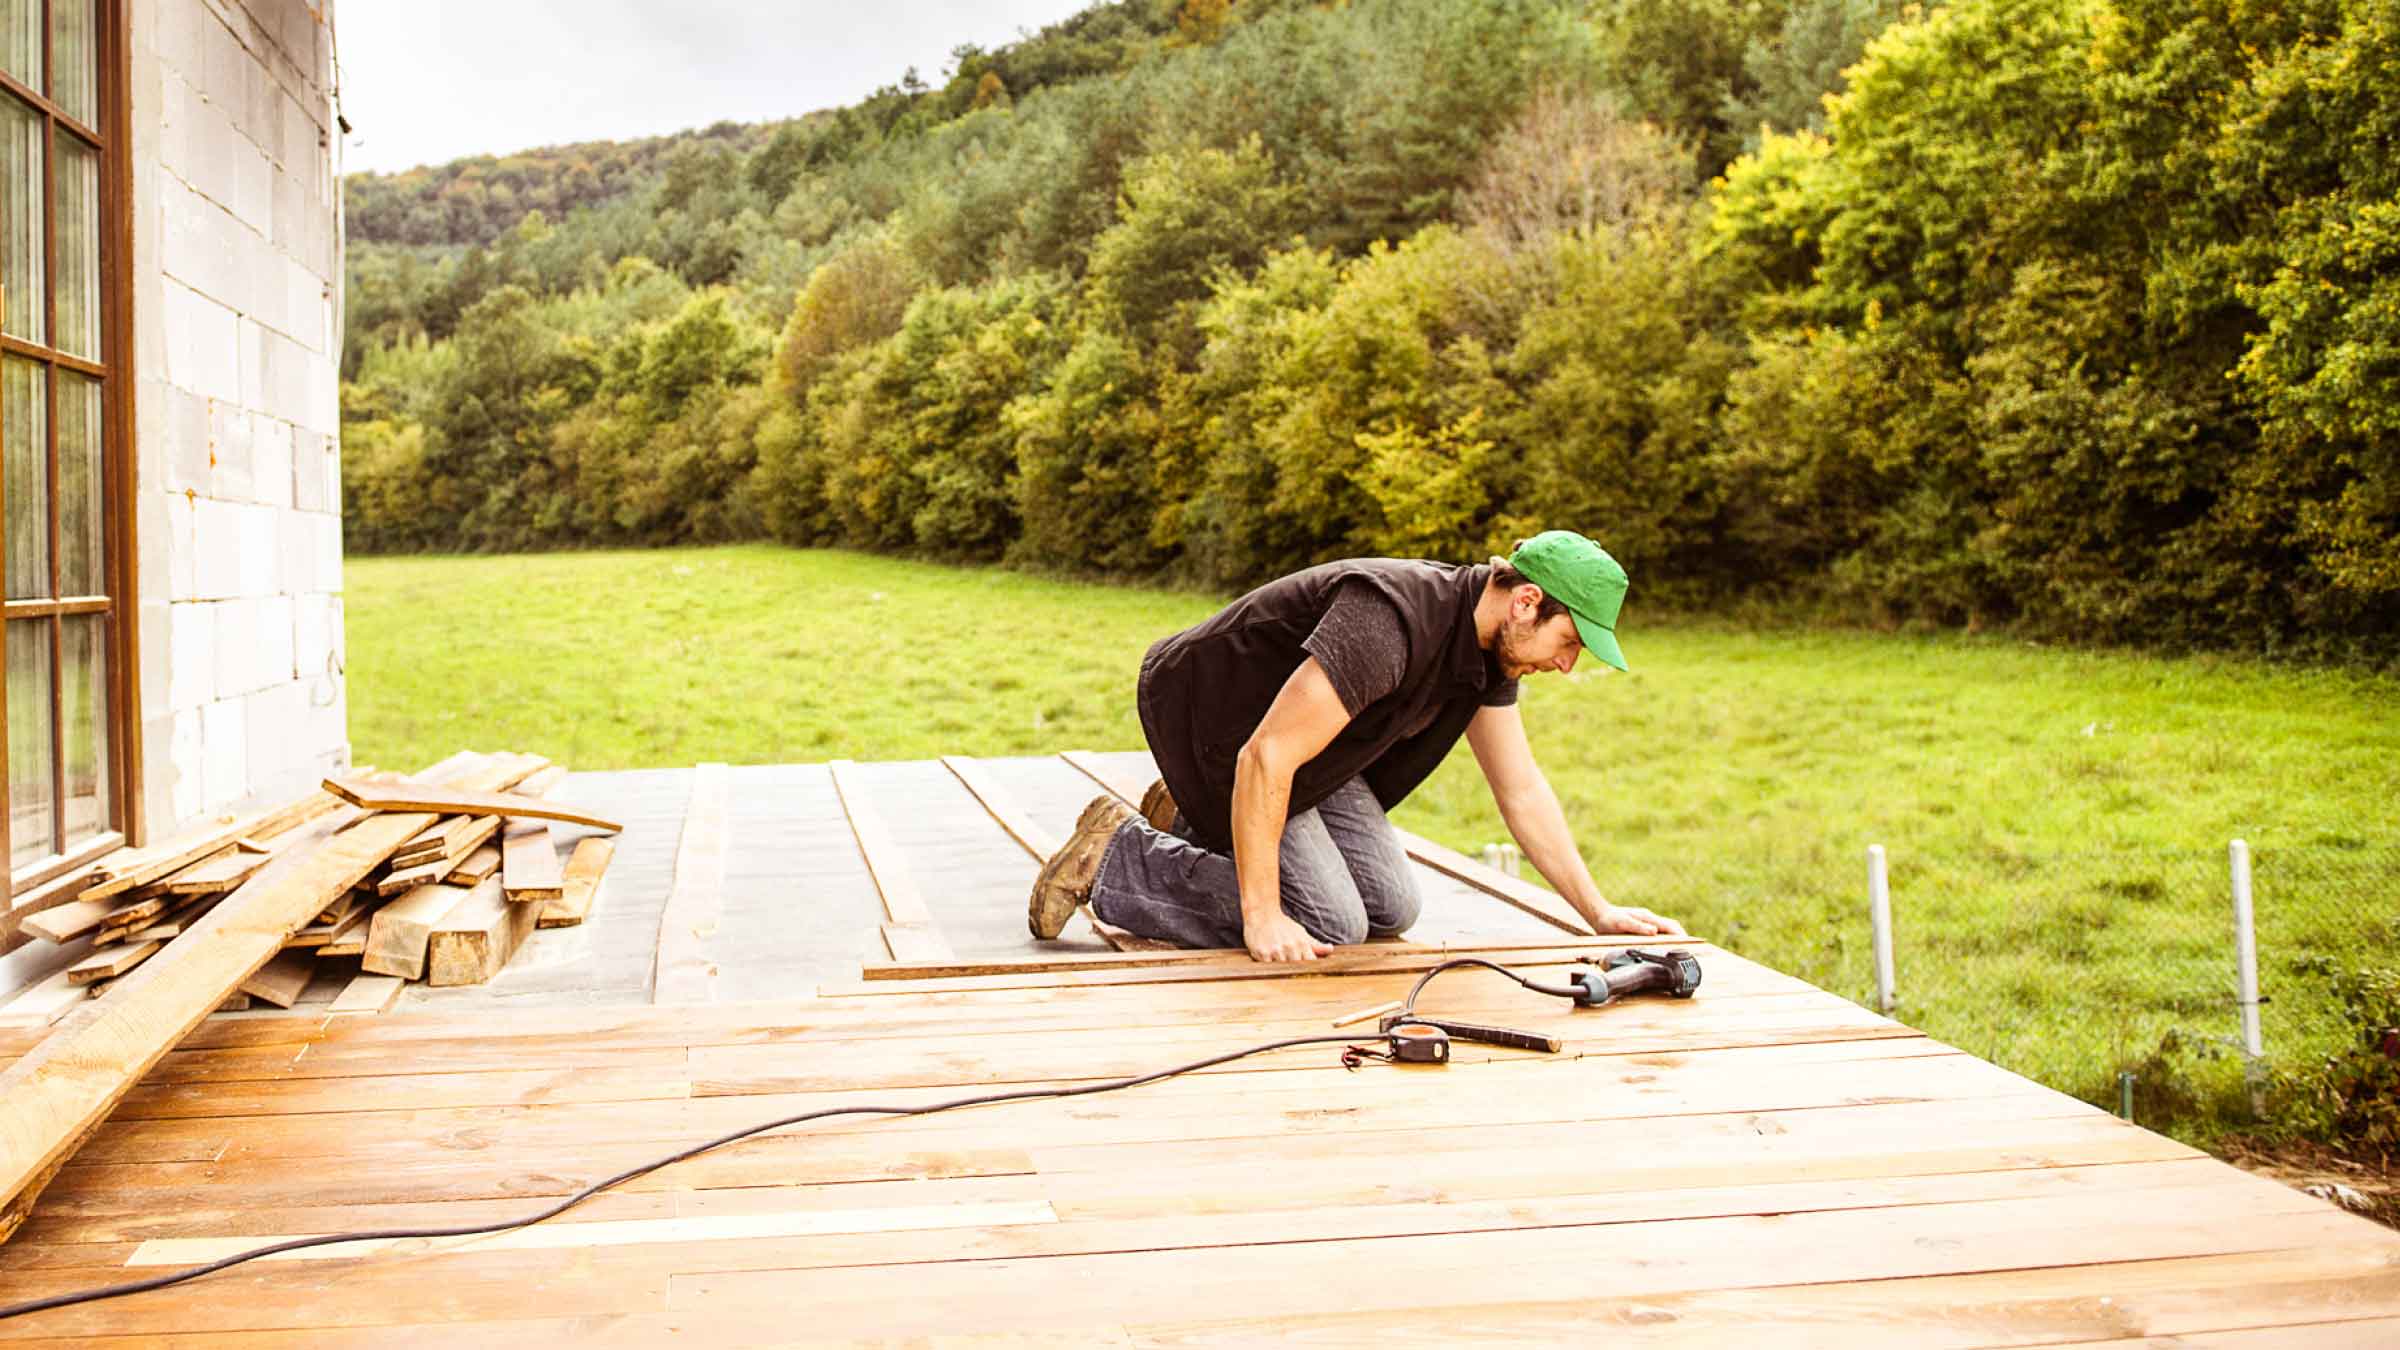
[{"x1": 130, "y1": 0, "x2": 346, "y2": 839}]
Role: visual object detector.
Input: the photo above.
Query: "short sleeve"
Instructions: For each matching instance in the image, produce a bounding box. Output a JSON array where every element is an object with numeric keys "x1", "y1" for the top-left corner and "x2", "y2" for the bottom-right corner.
[
  {"x1": 1480, "y1": 675, "x2": 1520, "y2": 708},
  {"x1": 1301, "y1": 582, "x2": 1409, "y2": 716}
]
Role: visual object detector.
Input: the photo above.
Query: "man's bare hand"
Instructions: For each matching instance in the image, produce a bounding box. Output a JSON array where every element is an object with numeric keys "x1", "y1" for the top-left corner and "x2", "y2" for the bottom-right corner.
[
  {"x1": 1595, "y1": 903, "x2": 1686, "y2": 938},
  {"x1": 1245, "y1": 911, "x2": 1337, "y2": 964}
]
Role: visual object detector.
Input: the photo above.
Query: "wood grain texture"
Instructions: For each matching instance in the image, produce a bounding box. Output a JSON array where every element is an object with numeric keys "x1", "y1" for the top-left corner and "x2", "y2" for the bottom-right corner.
[
  {"x1": 361, "y1": 884, "x2": 471, "y2": 982},
  {"x1": 156, "y1": 846, "x2": 275, "y2": 896},
  {"x1": 237, "y1": 951, "x2": 318, "y2": 1009},
  {"x1": 66, "y1": 940, "x2": 162, "y2": 984},
  {"x1": 73, "y1": 792, "x2": 348, "y2": 904},
  {"x1": 326, "y1": 975, "x2": 406, "y2": 1017},
  {"x1": 499, "y1": 821, "x2": 565, "y2": 904},
  {"x1": 426, "y1": 877, "x2": 543, "y2": 988},
  {"x1": 0, "y1": 803, "x2": 432, "y2": 1241},
  {"x1": 321, "y1": 778, "x2": 619, "y2": 833},
  {"x1": 4, "y1": 754, "x2": 2392, "y2": 1339},
  {"x1": 652, "y1": 763, "x2": 731, "y2": 1005},
  {"x1": 0, "y1": 952, "x2": 2393, "y2": 1341},
  {"x1": 446, "y1": 844, "x2": 502, "y2": 887},
  {"x1": 540, "y1": 837, "x2": 616, "y2": 929}
]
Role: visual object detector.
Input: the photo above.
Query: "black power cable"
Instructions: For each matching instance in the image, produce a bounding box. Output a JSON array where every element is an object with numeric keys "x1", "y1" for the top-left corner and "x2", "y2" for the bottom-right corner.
[
  {"x1": 3, "y1": 953, "x2": 1657, "y2": 1325},
  {"x1": 0, "y1": 1031, "x2": 1394, "y2": 1323},
  {"x1": 1400, "y1": 956, "x2": 1575, "y2": 1013}
]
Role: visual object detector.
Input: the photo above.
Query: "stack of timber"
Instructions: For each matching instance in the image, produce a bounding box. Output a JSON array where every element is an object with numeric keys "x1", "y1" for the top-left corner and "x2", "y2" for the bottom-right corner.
[
  {"x1": 0, "y1": 751, "x2": 622, "y2": 1245},
  {"x1": 0, "y1": 751, "x2": 620, "y2": 1027}
]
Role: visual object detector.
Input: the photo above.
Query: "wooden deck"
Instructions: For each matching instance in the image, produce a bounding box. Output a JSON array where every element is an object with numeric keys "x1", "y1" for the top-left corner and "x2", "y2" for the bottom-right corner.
[
  {"x1": 168, "y1": 750, "x2": 1574, "y2": 1017},
  {"x1": 1, "y1": 753, "x2": 2396, "y2": 1342}
]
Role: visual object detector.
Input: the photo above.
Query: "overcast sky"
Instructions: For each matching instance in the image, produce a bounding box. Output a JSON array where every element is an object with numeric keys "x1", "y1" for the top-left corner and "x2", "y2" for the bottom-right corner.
[{"x1": 335, "y1": 0, "x2": 1107, "y2": 176}]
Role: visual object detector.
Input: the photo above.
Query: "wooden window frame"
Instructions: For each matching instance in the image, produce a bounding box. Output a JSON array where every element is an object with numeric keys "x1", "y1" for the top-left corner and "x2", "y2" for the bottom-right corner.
[{"x1": 3, "y1": 0, "x2": 140, "y2": 901}]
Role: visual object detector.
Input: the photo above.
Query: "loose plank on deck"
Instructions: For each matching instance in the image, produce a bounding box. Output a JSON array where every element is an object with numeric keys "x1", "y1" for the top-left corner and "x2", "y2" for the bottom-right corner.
[
  {"x1": 651, "y1": 763, "x2": 731, "y2": 1005},
  {"x1": 828, "y1": 758, "x2": 952, "y2": 960},
  {"x1": 321, "y1": 778, "x2": 622, "y2": 833}
]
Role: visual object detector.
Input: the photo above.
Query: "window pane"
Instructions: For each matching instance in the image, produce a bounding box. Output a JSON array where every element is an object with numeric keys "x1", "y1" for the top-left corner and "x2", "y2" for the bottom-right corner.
[
  {"x1": 50, "y1": 0, "x2": 96, "y2": 128},
  {"x1": 9, "y1": 617, "x2": 55, "y2": 867},
  {"x1": 55, "y1": 132, "x2": 99, "y2": 360},
  {"x1": 1, "y1": 87, "x2": 40, "y2": 343},
  {"x1": 3, "y1": 355, "x2": 47, "y2": 599},
  {"x1": 0, "y1": 0, "x2": 33, "y2": 93},
  {"x1": 61, "y1": 612, "x2": 106, "y2": 847},
  {"x1": 58, "y1": 368, "x2": 98, "y2": 595}
]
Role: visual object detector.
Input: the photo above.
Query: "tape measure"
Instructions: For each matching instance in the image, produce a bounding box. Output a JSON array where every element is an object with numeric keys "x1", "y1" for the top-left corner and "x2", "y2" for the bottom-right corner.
[{"x1": 1386, "y1": 1022, "x2": 1451, "y2": 1064}]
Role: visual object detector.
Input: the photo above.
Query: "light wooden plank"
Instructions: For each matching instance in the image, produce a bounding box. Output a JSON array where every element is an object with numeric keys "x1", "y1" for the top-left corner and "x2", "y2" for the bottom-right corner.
[
  {"x1": 942, "y1": 754, "x2": 1060, "y2": 860},
  {"x1": 828, "y1": 759, "x2": 940, "y2": 927},
  {"x1": 880, "y1": 923, "x2": 952, "y2": 962},
  {"x1": 155, "y1": 846, "x2": 275, "y2": 896},
  {"x1": 314, "y1": 933, "x2": 369, "y2": 960},
  {"x1": 858, "y1": 935, "x2": 1625, "y2": 981},
  {"x1": 126, "y1": 1199, "x2": 1057, "y2": 1266},
  {"x1": 13, "y1": 895, "x2": 121, "y2": 944},
  {"x1": 1132, "y1": 1244, "x2": 2400, "y2": 1347},
  {"x1": 426, "y1": 878, "x2": 541, "y2": 987},
  {"x1": 118, "y1": 896, "x2": 217, "y2": 946},
  {"x1": 830, "y1": 937, "x2": 1702, "y2": 996},
  {"x1": 321, "y1": 776, "x2": 619, "y2": 832},
  {"x1": 0, "y1": 787, "x2": 455, "y2": 1241},
  {"x1": 361, "y1": 883, "x2": 473, "y2": 982},
  {"x1": 0, "y1": 863, "x2": 108, "y2": 957},
  {"x1": 652, "y1": 762, "x2": 731, "y2": 1006},
  {"x1": 500, "y1": 821, "x2": 565, "y2": 904},
  {"x1": 666, "y1": 1207, "x2": 2381, "y2": 1340},
  {"x1": 377, "y1": 817, "x2": 501, "y2": 895},
  {"x1": 65, "y1": 940, "x2": 163, "y2": 985},
  {"x1": 314, "y1": 903, "x2": 380, "y2": 960},
  {"x1": 72, "y1": 792, "x2": 349, "y2": 904},
  {"x1": 282, "y1": 892, "x2": 362, "y2": 948},
  {"x1": 540, "y1": 836, "x2": 616, "y2": 928},
  {"x1": 238, "y1": 951, "x2": 318, "y2": 1009},
  {"x1": 447, "y1": 843, "x2": 502, "y2": 886},
  {"x1": 325, "y1": 974, "x2": 405, "y2": 1017}
]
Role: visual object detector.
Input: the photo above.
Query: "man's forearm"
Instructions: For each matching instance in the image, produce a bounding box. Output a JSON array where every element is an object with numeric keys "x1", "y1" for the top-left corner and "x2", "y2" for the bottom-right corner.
[
  {"x1": 1229, "y1": 748, "x2": 1291, "y2": 926},
  {"x1": 1494, "y1": 778, "x2": 1612, "y2": 927}
]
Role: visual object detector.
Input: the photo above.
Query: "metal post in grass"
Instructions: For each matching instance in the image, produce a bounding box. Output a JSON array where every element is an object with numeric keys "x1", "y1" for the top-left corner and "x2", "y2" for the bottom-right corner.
[
  {"x1": 2231, "y1": 839, "x2": 2264, "y2": 1059},
  {"x1": 2231, "y1": 838, "x2": 2266, "y2": 1116},
  {"x1": 1869, "y1": 844, "x2": 1896, "y2": 1015}
]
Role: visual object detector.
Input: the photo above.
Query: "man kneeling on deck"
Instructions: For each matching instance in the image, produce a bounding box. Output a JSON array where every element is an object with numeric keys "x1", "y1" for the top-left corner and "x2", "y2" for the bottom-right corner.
[{"x1": 1028, "y1": 529, "x2": 1686, "y2": 963}]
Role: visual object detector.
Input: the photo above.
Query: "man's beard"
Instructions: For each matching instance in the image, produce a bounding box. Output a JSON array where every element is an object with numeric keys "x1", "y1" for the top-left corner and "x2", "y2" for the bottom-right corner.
[{"x1": 1495, "y1": 615, "x2": 1542, "y2": 677}]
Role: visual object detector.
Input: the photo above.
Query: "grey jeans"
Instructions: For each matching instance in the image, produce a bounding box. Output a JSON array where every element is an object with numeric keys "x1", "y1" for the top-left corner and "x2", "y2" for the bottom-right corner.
[{"x1": 1088, "y1": 775, "x2": 1423, "y2": 949}]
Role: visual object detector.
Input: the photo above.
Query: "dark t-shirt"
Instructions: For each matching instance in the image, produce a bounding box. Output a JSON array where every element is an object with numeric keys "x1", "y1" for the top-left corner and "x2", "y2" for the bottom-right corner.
[
  {"x1": 1305, "y1": 580, "x2": 1519, "y2": 732},
  {"x1": 1136, "y1": 559, "x2": 1516, "y2": 850}
]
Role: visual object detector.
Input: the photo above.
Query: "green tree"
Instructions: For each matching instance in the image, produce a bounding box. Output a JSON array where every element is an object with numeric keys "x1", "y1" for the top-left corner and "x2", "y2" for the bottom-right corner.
[{"x1": 1082, "y1": 135, "x2": 1304, "y2": 346}]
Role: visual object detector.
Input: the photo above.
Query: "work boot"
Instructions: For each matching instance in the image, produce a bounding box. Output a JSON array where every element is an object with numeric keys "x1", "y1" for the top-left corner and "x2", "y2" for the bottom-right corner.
[
  {"x1": 1138, "y1": 778, "x2": 1177, "y2": 833},
  {"x1": 1028, "y1": 795, "x2": 1136, "y2": 939}
]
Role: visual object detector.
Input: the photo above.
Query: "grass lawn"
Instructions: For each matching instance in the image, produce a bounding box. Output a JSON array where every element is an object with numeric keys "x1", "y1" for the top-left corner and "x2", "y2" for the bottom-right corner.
[{"x1": 349, "y1": 544, "x2": 2400, "y2": 1140}]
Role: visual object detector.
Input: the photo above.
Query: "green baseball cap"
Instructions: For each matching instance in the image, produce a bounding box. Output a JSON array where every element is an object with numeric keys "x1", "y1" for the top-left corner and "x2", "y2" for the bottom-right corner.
[{"x1": 1508, "y1": 530, "x2": 1630, "y2": 672}]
